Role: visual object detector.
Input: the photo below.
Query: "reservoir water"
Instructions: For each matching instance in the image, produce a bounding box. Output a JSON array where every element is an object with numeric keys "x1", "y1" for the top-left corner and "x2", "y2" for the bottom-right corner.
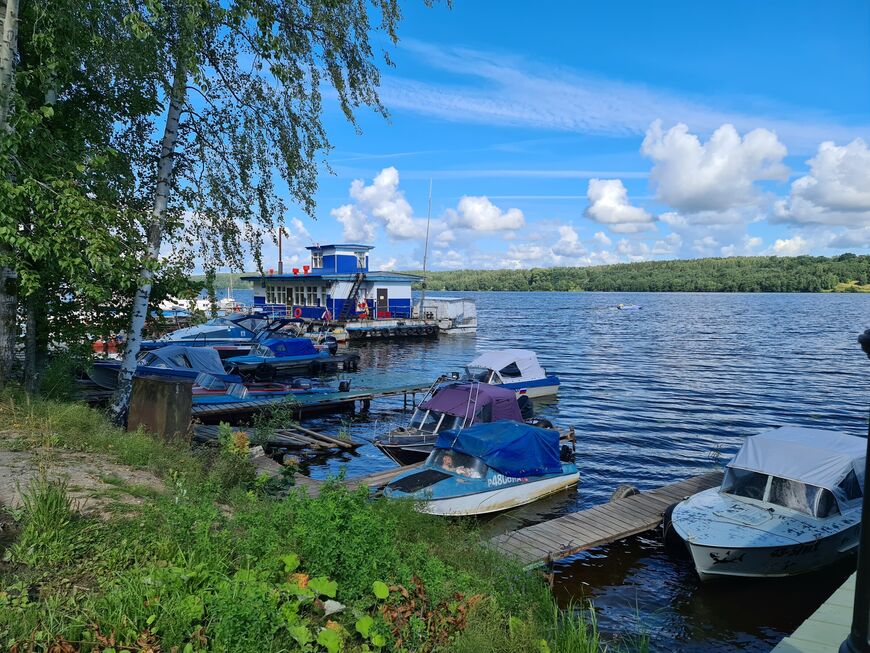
[{"x1": 227, "y1": 289, "x2": 870, "y2": 651}]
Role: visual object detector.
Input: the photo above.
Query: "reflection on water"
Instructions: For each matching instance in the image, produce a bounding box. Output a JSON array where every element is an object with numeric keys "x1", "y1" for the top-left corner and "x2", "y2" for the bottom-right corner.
[{"x1": 229, "y1": 289, "x2": 870, "y2": 651}]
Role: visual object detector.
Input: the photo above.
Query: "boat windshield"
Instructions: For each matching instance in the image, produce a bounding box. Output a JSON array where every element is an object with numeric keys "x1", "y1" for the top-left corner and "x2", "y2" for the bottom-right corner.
[
  {"x1": 428, "y1": 449, "x2": 487, "y2": 479},
  {"x1": 465, "y1": 366, "x2": 495, "y2": 383},
  {"x1": 138, "y1": 352, "x2": 170, "y2": 369},
  {"x1": 249, "y1": 343, "x2": 274, "y2": 358},
  {"x1": 722, "y1": 467, "x2": 840, "y2": 518},
  {"x1": 409, "y1": 409, "x2": 442, "y2": 433}
]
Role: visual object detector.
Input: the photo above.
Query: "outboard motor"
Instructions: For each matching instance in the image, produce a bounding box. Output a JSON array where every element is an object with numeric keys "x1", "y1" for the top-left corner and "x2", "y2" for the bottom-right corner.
[
  {"x1": 338, "y1": 380, "x2": 351, "y2": 392},
  {"x1": 559, "y1": 444, "x2": 575, "y2": 463},
  {"x1": 517, "y1": 395, "x2": 534, "y2": 420},
  {"x1": 324, "y1": 335, "x2": 339, "y2": 356}
]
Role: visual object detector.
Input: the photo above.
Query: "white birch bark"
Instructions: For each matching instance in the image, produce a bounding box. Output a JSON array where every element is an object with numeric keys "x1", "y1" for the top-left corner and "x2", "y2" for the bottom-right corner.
[
  {"x1": 0, "y1": 0, "x2": 19, "y2": 386},
  {"x1": 110, "y1": 61, "x2": 187, "y2": 421}
]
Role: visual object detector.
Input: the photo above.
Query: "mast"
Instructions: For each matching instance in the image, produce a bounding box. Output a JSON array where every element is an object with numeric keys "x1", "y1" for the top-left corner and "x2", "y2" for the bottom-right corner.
[{"x1": 419, "y1": 179, "x2": 432, "y2": 317}]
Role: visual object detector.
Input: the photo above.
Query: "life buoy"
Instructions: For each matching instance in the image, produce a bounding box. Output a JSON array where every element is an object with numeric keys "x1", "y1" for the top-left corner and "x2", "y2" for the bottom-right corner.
[{"x1": 293, "y1": 306, "x2": 303, "y2": 318}]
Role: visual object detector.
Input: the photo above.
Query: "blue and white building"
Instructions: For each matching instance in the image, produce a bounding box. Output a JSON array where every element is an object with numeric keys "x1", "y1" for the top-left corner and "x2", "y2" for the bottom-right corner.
[{"x1": 242, "y1": 244, "x2": 420, "y2": 321}]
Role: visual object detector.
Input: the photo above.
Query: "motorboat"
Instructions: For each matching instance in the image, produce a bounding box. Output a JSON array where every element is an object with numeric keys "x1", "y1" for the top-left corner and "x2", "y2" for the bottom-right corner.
[
  {"x1": 191, "y1": 373, "x2": 348, "y2": 405},
  {"x1": 373, "y1": 382, "x2": 562, "y2": 466},
  {"x1": 616, "y1": 303, "x2": 641, "y2": 310},
  {"x1": 462, "y1": 349, "x2": 560, "y2": 398},
  {"x1": 141, "y1": 313, "x2": 273, "y2": 352},
  {"x1": 88, "y1": 345, "x2": 240, "y2": 390},
  {"x1": 667, "y1": 425, "x2": 865, "y2": 581},
  {"x1": 224, "y1": 338, "x2": 360, "y2": 380},
  {"x1": 383, "y1": 421, "x2": 579, "y2": 516}
]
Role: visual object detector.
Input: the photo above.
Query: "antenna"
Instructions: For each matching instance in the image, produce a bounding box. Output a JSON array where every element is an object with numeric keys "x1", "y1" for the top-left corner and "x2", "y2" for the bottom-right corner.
[{"x1": 420, "y1": 179, "x2": 432, "y2": 317}]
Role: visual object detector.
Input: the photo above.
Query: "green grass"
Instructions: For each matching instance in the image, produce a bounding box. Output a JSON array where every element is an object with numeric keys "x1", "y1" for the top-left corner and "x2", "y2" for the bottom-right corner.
[
  {"x1": 827, "y1": 280, "x2": 870, "y2": 293},
  {"x1": 0, "y1": 393, "x2": 648, "y2": 652}
]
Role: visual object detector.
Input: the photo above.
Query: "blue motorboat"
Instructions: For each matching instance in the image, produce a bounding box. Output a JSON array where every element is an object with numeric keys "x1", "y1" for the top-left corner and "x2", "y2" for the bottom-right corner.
[
  {"x1": 384, "y1": 421, "x2": 579, "y2": 516},
  {"x1": 225, "y1": 338, "x2": 360, "y2": 379},
  {"x1": 88, "y1": 346, "x2": 240, "y2": 390},
  {"x1": 141, "y1": 313, "x2": 274, "y2": 351}
]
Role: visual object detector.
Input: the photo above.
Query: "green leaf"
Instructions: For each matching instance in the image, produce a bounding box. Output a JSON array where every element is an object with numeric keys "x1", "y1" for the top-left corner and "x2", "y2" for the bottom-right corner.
[
  {"x1": 538, "y1": 639, "x2": 551, "y2": 653},
  {"x1": 281, "y1": 553, "x2": 300, "y2": 573},
  {"x1": 288, "y1": 624, "x2": 312, "y2": 645},
  {"x1": 371, "y1": 633, "x2": 386, "y2": 648},
  {"x1": 317, "y1": 627, "x2": 342, "y2": 653},
  {"x1": 308, "y1": 576, "x2": 337, "y2": 598},
  {"x1": 40, "y1": 105, "x2": 54, "y2": 118},
  {"x1": 372, "y1": 581, "x2": 389, "y2": 600},
  {"x1": 355, "y1": 615, "x2": 373, "y2": 638}
]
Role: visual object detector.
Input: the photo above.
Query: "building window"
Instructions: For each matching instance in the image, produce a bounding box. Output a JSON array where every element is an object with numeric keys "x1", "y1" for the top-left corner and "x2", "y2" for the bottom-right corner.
[
  {"x1": 275, "y1": 286, "x2": 287, "y2": 304},
  {"x1": 356, "y1": 252, "x2": 366, "y2": 268},
  {"x1": 307, "y1": 286, "x2": 318, "y2": 307},
  {"x1": 311, "y1": 252, "x2": 323, "y2": 268},
  {"x1": 266, "y1": 286, "x2": 275, "y2": 304},
  {"x1": 293, "y1": 286, "x2": 304, "y2": 306}
]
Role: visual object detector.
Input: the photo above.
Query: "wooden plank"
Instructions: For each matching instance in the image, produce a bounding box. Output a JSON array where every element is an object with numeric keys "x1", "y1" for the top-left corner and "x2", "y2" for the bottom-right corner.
[{"x1": 488, "y1": 472, "x2": 722, "y2": 566}]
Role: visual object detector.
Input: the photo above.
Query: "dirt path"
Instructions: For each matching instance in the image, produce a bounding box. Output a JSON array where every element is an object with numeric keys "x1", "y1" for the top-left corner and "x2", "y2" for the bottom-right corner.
[{"x1": 0, "y1": 447, "x2": 165, "y2": 518}]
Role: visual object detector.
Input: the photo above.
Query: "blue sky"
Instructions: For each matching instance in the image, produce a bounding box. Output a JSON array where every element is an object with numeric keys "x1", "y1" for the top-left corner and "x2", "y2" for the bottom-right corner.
[{"x1": 259, "y1": 0, "x2": 870, "y2": 272}]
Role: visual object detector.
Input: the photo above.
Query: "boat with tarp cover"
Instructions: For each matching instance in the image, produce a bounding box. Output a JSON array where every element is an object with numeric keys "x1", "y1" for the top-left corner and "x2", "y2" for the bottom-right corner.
[
  {"x1": 667, "y1": 425, "x2": 865, "y2": 581},
  {"x1": 88, "y1": 345, "x2": 240, "y2": 390},
  {"x1": 373, "y1": 382, "x2": 537, "y2": 466},
  {"x1": 462, "y1": 349, "x2": 559, "y2": 398},
  {"x1": 384, "y1": 421, "x2": 578, "y2": 516}
]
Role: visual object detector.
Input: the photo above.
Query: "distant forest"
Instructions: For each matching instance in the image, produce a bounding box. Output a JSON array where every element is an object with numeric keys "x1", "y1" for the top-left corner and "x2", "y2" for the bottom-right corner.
[
  {"x1": 195, "y1": 254, "x2": 870, "y2": 294},
  {"x1": 413, "y1": 254, "x2": 870, "y2": 293}
]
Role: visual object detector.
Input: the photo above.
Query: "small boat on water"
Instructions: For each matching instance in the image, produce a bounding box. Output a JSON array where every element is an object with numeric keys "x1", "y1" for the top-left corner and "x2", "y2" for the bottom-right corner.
[
  {"x1": 667, "y1": 425, "x2": 865, "y2": 581},
  {"x1": 616, "y1": 303, "x2": 641, "y2": 310},
  {"x1": 88, "y1": 345, "x2": 240, "y2": 390},
  {"x1": 462, "y1": 349, "x2": 559, "y2": 398},
  {"x1": 373, "y1": 382, "x2": 560, "y2": 466},
  {"x1": 191, "y1": 373, "x2": 348, "y2": 405},
  {"x1": 383, "y1": 421, "x2": 579, "y2": 516},
  {"x1": 141, "y1": 313, "x2": 273, "y2": 352},
  {"x1": 224, "y1": 338, "x2": 360, "y2": 380}
]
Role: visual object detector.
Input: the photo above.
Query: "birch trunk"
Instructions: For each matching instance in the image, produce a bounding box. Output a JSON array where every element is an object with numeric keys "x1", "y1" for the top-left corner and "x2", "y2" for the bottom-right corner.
[
  {"x1": 23, "y1": 291, "x2": 36, "y2": 393},
  {"x1": 0, "y1": 0, "x2": 19, "y2": 386},
  {"x1": 109, "y1": 61, "x2": 187, "y2": 423}
]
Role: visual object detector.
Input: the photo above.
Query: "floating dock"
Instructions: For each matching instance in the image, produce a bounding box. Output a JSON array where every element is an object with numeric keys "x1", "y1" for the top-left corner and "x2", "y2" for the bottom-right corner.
[
  {"x1": 489, "y1": 470, "x2": 723, "y2": 568},
  {"x1": 190, "y1": 380, "x2": 433, "y2": 423},
  {"x1": 771, "y1": 573, "x2": 855, "y2": 653}
]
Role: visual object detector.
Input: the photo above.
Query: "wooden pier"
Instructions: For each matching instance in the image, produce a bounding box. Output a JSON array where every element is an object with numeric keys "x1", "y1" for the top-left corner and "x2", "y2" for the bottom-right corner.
[
  {"x1": 489, "y1": 470, "x2": 723, "y2": 568},
  {"x1": 190, "y1": 380, "x2": 432, "y2": 423},
  {"x1": 194, "y1": 424, "x2": 359, "y2": 450}
]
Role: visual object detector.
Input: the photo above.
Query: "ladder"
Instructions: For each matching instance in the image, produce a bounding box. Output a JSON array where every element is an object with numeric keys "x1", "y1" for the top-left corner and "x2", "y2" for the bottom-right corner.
[{"x1": 338, "y1": 272, "x2": 366, "y2": 321}]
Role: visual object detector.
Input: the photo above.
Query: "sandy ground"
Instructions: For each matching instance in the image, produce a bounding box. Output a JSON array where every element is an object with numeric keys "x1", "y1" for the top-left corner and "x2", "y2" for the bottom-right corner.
[{"x1": 0, "y1": 446, "x2": 165, "y2": 518}]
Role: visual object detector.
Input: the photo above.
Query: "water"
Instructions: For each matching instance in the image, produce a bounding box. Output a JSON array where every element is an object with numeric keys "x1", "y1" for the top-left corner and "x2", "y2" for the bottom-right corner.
[{"x1": 225, "y1": 288, "x2": 870, "y2": 651}]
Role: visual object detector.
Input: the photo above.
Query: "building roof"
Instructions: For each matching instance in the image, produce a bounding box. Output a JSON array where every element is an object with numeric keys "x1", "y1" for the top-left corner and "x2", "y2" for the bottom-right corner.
[
  {"x1": 305, "y1": 243, "x2": 374, "y2": 251},
  {"x1": 241, "y1": 270, "x2": 421, "y2": 283}
]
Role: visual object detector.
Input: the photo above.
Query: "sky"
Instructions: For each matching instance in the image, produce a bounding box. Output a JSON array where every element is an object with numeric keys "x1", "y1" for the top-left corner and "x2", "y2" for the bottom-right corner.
[{"x1": 250, "y1": 0, "x2": 870, "y2": 273}]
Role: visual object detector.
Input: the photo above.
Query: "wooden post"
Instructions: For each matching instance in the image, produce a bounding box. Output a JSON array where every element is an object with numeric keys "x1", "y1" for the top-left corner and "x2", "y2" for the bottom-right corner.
[{"x1": 128, "y1": 376, "x2": 193, "y2": 441}]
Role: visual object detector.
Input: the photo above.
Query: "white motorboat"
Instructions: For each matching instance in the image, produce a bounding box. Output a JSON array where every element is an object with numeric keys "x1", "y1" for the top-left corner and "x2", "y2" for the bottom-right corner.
[
  {"x1": 463, "y1": 349, "x2": 560, "y2": 398},
  {"x1": 668, "y1": 425, "x2": 865, "y2": 581}
]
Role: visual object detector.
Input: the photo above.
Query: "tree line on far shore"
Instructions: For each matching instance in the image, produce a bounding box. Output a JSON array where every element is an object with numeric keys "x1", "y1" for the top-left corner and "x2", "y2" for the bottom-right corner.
[{"x1": 412, "y1": 254, "x2": 870, "y2": 293}]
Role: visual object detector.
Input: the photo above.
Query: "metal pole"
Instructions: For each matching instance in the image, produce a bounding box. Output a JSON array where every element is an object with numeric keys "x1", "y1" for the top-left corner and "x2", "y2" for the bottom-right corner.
[
  {"x1": 278, "y1": 226, "x2": 284, "y2": 275},
  {"x1": 419, "y1": 179, "x2": 432, "y2": 318},
  {"x1": 840, "y1": 328, "x2": 870, "y2": 653}
]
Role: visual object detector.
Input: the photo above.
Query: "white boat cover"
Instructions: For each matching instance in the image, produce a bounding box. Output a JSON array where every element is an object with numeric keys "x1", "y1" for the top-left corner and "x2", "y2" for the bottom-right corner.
[
  {"x1": 468, "y1": 349, "x2": 546, "y2": 381},
  {"x1": 728, "y1": 425, "x2": 866, "y2": 504}
]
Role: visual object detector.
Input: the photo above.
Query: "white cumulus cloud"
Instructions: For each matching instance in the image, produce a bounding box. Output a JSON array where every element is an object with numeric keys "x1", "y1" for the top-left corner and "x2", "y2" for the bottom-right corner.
[
  {"x1": 641, "y1": 120, "x2": 789, "y2": 214},
  {"x1": 774, "y1": 139, "x2": 870, "y2": 227},
  {"x1": 585, "y1": 179, "x2": 655, "y2": 233},
  {"x1": 451, "y1": 195, "x2": 525, "y2": 232},
  {"x1": 768, "y1": 235, "x2": 811, "y2": 256}
]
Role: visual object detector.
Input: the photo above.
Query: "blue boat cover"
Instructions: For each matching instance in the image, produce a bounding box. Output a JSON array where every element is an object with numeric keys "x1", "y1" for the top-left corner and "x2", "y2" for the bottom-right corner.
[
  {"x1": 262, "y1": 338, "x2": 318, "y2": 357},
  {"x1": 434, "y1": 421, "x2": 562, "y2": 477}
]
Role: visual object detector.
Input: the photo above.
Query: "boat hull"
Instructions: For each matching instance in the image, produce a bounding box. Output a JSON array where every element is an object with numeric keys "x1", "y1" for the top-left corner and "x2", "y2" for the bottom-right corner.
[
  {"x1": 88, "y1": 362, "x2": 239, "y2": 390},
  {"x1": 418, "y1": 471, "x2": 579, "y2": 516},
  {"x1": 499, "y1": 375, "x2": 560, "y2": 398},
  {"x1": 685, "y1": 523, "x2": 859, "y2": 581}
]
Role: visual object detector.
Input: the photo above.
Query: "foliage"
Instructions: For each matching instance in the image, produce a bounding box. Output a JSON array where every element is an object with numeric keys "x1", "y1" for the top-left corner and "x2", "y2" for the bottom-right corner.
[
  {"x1": 416, "y1": 253, "x2": 870, "y2": 293},
  {"x1": 0, "y1": 396, "x2": 648, "y2": 652}
]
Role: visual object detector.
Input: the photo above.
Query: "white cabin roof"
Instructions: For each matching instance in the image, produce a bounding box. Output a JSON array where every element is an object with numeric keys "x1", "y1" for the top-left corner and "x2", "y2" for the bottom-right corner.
[
  {"x1": 468, "y1": 349, "x2": 546, "y2": 380},
  {"x1": 728, "y1": 425, "x2": 866, "y2": 493}
]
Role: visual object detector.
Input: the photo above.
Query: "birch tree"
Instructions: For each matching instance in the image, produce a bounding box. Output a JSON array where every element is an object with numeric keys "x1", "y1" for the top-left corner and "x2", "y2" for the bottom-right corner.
[{"x1": 110, "y1": 0, "x2": 435, "y2": 420}]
